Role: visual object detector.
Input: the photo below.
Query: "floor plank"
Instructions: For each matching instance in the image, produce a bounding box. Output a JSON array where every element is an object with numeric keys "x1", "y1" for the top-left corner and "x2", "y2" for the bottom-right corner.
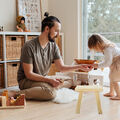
[{"x1": 1, "y1": 87, "x2": 120, "y2": 120}]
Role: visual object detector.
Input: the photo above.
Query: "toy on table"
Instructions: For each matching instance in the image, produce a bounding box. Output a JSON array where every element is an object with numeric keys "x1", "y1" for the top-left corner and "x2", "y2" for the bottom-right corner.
[
  {"x1": 72, "y1": 59, "x2": 97, "y2": 86},
  {"x1": 16, "y1": 16, "x2": 30, "y2": 32},
  {"x1": 0, "y1": 90, "x2": 25, "y2": 109},
  {"x1": 95, "y1": 61, "x2": 104, "y2": 71},
  {"x1": 69, "y1": 59, "x2": 101, "y2": 89}
]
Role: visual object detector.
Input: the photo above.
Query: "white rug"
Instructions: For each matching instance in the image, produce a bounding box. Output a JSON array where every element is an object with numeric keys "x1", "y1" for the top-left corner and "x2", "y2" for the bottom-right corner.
[{"x1": 53, "y1": 88, "x2": 79, "y2": 104}]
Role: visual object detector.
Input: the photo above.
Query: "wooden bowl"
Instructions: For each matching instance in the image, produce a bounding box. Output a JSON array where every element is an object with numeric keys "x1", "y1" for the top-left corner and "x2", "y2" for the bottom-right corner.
[
  {"x1": 74, "y1": 59, "x2": 97, "y2": 64},
  {"x1": 74, "y1": 59, "x2": 97, "y2": 72}
]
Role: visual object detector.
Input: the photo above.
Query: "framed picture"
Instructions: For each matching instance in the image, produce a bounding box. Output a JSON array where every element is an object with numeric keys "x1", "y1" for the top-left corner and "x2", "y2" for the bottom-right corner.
[{"x1": 16, "y1": 0, "x2": 42, "y2": 32}]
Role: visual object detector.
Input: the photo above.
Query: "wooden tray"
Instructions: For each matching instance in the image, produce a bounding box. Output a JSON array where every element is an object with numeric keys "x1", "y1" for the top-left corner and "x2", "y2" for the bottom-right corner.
[
  {"x1": 74, "y1": 59, "x2": 97, "y2": 72},
  {"x1": 0, "y1": 105, "x2": 25, "y2": 109},
  {"x1": 74, "y1": 59, "x2": 97, "y2": 64},
  {"x1": 0, "y1": 94, "x2": 25, "y2": 109}
]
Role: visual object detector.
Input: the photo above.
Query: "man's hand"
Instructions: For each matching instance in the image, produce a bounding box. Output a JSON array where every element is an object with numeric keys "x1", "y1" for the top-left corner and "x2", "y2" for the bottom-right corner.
[
  {"x1": 79, "y1": 64, "x2": 93, "y2": 72},
  {"x1": 49, "y1": 79, "x2": 62, "y2": 87}
]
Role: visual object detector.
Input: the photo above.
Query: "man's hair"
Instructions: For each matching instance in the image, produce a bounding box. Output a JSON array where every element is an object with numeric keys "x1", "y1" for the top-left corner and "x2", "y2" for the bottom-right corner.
[{"x1": 41, "y1": 12, "x2": 61, "y2": 32}]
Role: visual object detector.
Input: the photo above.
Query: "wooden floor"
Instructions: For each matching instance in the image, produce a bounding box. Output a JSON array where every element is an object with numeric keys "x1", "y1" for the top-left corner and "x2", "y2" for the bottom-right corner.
[{"x1": 1, "y1": 87, "x2": 120, "y2": 120}]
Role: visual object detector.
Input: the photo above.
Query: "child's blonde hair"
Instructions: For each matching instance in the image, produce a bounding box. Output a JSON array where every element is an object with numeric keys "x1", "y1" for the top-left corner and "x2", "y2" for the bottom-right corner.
[{"x1": 88, "y1": 33, "x2": 116, "y2": 50}]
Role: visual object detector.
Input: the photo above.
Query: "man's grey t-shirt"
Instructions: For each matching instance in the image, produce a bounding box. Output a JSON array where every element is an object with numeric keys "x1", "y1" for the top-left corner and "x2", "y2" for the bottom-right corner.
[{"x1": 17, "y1": 37, "x2": 61, "y2": 82}]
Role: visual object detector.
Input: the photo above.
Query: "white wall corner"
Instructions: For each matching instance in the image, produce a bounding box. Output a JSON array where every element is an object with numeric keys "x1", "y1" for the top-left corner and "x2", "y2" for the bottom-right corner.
[
  {"x1": 48, "y1": 0, "x2": 82, "y2": 64},
  {"x1": 41, "y1": 0, "x2": 48, "y2": 19},
  {"x1": 77, "y1": 0, "x2": 83, "y2": 59}
]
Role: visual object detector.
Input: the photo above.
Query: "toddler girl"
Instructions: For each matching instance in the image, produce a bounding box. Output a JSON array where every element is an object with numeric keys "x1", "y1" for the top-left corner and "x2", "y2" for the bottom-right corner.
[{"x1": 88, "y1": 33, "x2": 120, "y2": 100}]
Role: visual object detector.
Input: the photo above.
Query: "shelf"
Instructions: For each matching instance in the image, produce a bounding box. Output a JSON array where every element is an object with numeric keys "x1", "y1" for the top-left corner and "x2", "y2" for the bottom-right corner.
[
  {"x1": 0, "y1": 32, "x2": 64, "y2": 90},
  {"x1": 0, "y1": 31, "x2": 40, "y2": 35},
  {"x1": 0, "y1": 32, "x2": 40, "y2": 89}
]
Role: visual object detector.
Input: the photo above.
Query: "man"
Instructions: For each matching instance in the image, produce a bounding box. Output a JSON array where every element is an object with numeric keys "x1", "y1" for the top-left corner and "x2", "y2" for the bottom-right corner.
[{"x1": 16, "y1": 13, "x2": 92, "y2": 100}]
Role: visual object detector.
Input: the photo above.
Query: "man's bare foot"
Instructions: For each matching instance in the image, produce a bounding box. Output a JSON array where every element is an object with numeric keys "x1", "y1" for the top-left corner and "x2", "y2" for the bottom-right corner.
[
  {"x1": 110, "y1": 96, "x2": 120, "y2": 100},
  {"x1": 103, "y1": 92, "x2": 114, "y2": 97}
]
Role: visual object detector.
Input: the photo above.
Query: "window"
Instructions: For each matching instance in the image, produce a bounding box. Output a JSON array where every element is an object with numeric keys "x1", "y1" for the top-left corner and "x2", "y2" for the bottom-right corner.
[
  {"x1": 82, "y1": 0, "x2": 120, "y2": 86},
  {"x1": 83, "y1": 0, "x2": 120, "y2": 60}
]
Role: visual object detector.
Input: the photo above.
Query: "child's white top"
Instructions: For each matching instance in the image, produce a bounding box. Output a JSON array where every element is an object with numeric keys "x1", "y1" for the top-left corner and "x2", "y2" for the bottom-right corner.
[{"x1": 98, "y1": 46, "x2": 120, "y2": 68}]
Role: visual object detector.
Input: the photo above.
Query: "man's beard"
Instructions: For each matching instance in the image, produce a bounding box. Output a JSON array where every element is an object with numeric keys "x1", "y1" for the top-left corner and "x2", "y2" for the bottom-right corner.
[{"x1": 48, "y1": 33, "x2": 57, "y2": 42}]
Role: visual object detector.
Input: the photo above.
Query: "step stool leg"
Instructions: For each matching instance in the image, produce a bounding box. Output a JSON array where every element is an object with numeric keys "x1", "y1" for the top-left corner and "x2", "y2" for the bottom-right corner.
[
  {"x1": 95, "y1": 92, "x2": 102, "y2": 114},
  {"x1": 76, "y1": 92, "x2": 83, "y2": 114}
]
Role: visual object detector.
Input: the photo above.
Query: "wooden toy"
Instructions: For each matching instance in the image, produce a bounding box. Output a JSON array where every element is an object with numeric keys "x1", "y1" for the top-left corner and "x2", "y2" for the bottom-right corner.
[
  {"x1": 0, "y1": 90, "x2": 25, "y2": 109},
  {"x1": 16, "y1": 16, "x2": 30, "y2": 32}
]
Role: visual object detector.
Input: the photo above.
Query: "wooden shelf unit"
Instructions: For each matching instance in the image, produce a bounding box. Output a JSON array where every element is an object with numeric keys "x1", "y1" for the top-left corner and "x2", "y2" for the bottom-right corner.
[{"x1": 0, "y1": 32, "x2": 64, "y2": 90}]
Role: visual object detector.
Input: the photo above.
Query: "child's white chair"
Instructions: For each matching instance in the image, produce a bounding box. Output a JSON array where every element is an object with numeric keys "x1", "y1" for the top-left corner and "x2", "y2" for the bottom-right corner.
[{"x1": 75, "y1": 85, "x2": 103, "y2": 114}]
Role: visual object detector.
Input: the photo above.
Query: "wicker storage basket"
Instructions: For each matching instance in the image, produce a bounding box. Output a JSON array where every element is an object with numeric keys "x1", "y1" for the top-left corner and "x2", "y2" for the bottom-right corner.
[
  {"x1": 48, "y1": 64, "x2": 59, "y2": 75},
  {"x1": 55, "y1": 36, "x2": 63, "y2": 57},
  {"x1": 0, "y1": 36, "x2": 3, "y2": 60},
  {"x1": 6, "y1": 36, "x2": 25, "y2": 60},
  {"x1": 7, "y1": 62, "x2": 19, "y2": 87},
  {"x1": 0, "y1": 64, "x2": 4, "y2": 88},
  {"x1": 47, "y1": 36, "x2": 63, "y2": 75},
  {"x1": 27, "y1": 35, "x2": 38, "y2": 41}
]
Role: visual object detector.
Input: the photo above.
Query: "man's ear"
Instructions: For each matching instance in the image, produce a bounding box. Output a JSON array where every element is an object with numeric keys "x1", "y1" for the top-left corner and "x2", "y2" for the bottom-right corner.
[{"x1": 44, "y1": 26, "x2": 49, "y2": 33}]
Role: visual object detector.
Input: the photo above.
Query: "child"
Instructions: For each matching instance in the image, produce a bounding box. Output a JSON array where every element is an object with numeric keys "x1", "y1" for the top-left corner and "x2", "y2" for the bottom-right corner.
[{"x1": 88, "y1": 33, "x2": 120, "y2": 100}]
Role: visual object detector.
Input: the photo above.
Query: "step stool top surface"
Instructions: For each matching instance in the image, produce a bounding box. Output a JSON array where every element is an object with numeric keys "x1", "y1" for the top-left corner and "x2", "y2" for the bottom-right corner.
[{"x1": 75, "y1": 85, "x2": 103, "y2": 92}]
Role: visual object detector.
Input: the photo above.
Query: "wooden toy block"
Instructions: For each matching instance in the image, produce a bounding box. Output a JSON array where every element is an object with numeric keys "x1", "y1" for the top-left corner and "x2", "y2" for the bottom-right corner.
[
  {"x1": 0, "y1": 96, "x2": 7, "y2": 107},
  {"x1": 0, "y1": 90, "x2": 25, "y2": 109},
  {"x1": 75, "y1": 85, "x2": 103, "y2": 114},
  {"x1": 14, "y1": 94, "x2": 25, "y2": 106}
]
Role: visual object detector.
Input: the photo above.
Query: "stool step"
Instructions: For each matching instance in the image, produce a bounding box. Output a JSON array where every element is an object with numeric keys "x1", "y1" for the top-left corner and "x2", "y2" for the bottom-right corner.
[
  {"x1": 75, "y1": 85, "x2": 103, "y2": 92},
  {"x1": 75, "y1": 85, "x2": 103, "y2": 114}
]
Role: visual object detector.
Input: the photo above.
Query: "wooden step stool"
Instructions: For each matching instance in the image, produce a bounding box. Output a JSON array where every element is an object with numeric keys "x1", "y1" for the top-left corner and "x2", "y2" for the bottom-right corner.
[{"x1": 75, "y1": 85, "x2": 103, "y2": 114}]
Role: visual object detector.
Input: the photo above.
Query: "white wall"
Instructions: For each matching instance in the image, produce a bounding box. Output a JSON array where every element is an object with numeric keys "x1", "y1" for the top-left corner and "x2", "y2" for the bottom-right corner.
[
  {"x1": 41, "y1": 0, "x2": 48, "y2": 18},
  {"x1": 0, "y1": 0, "x2": 48, "y2": 31},
  {"x1": 48, "y1": 0, "x2": 82, "y2": 64},
  {"x1": 0, "y1": 0, "x2": 82, "y2": 64},
  {"x1": 0, "y1": 0, "x2": 16, "y2": 31}
]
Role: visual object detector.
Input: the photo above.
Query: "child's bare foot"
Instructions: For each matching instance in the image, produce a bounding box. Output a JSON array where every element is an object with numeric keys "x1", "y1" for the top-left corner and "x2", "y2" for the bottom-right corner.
[
  {"x1": 103, "y1": 92, "x2": 114, "y2": 97},
  {"x1": 110, "y1": 96, "x2": 120, "y2": 100}
]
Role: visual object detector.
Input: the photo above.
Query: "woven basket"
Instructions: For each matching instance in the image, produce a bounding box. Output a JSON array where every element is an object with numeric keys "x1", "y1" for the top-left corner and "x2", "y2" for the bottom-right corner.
[
  {"x1": 27, "y1": 35, "x2": 38, "y2": 41},
  {"x1": 0, "y1": 64, "x2": 4, "y2": 88},
  {"x1": 7, "y1": 62, "x2": 19, "y2": 87},
  {"x1": 55, "y1": 36, "x2": 63, "y2": 57},
  {"x1": 0, "y1": 36, "x2": 3, "y2": 60},
  {"x1": 47, "y1": 36, "x2": 62, "y2": 76},
  {"x1": 6, "y1": 36, "x2": 25, "y2": 60},
  {"x1": 48, "y1": 64, "x2": 59, "y2": 75}
]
